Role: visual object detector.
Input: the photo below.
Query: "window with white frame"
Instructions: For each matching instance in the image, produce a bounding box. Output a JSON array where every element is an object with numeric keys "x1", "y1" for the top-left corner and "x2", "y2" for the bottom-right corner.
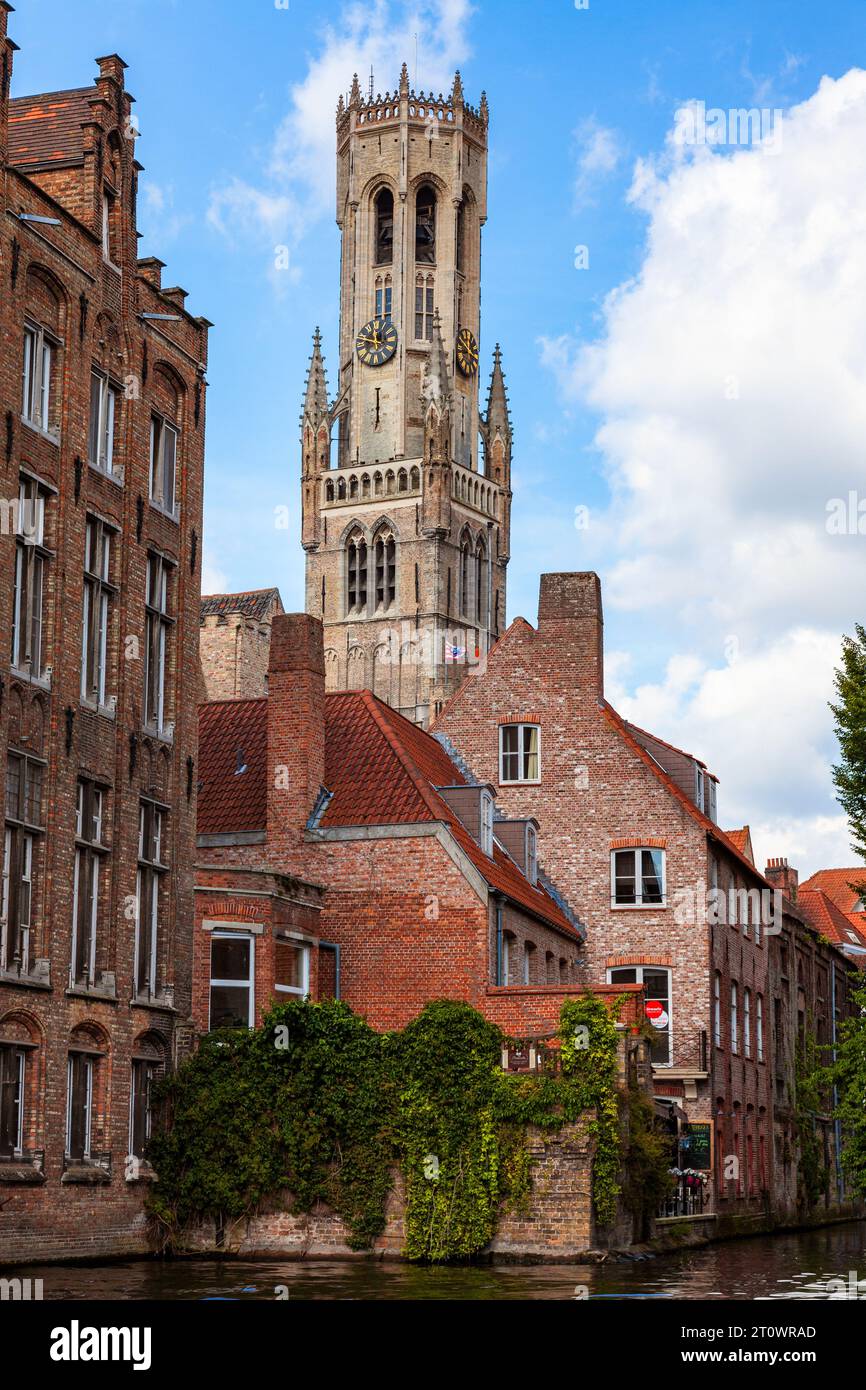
[
  {"x1": 0, "y1": 1044, "x2": 25, "y2": 1157},
  {"x1": 22, "y1": 321, "x2": 57, "y2": 434},
  {"x1": 66, "y1": 1052, "x2": 94, "y2": 1160},
  {"x1": 209, "y1": 932, "x2": 255, "y2": 1028},
  {"x1": 71, "y1": 780, "x2": 107, "y2": 988},
  {"x1": 714, "y1": 971, "x2": 722, "y2": 1047},
  {"x1": 129, "y1": 1057, "x2": 157, "y2": 1160},
  {"x1": 101, "y1": 190, "x2": 112, "y2": 260},
  {"x1": 499, "y1": 723, "x2": 540, "y2": 784},
  {"x1": 11, "y1": 475, "x2": 49, "y2": 679},
  {"x1": 135, "y1": 801, "x2": 166, "y2": 998},
  {"x1": 274, "y1": 938, "x2": 310, "y2": 997},
  {"x1": 149, "y1": 414, "x2": 178, "y2": 514},
  {"x1": 731, "y1": 980, "x2": 739, "y2": 1053},
  {"x1": 144, "y1": 553, "x2": 173, "y2": 733},
  {"x1": 608, "y1": 964, "x2": 672, "y2": 1065},
  {"x1": 611, "y1": 847, "x2": 665, "y2": 907},
  {"x1": 88, "y1": 371, "x2": 118, "y2": 473},
  {"x1": 3, "y1": 752, "x2": 43, "y2": 975},
  {"x1": 743, "y1": 986, "x2": 752, "y2": 1059},
  {"x1": 81, "y1": 517, "x2": 114, "y2": 706},
  {"x1": 480, "y1": 792, "x2": 494, "y2": 856},
  {"x1": 526, "y1": 825, "x2": 538, "y2": 886},
  {"x1": 756, "y1": 993, "x2": 764, "y2": 1062}
]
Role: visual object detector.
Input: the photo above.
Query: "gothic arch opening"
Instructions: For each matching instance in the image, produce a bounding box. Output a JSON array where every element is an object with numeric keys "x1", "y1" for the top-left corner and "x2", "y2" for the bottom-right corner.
[
  {"x1": 374, "y1": 187, "x2": 394, "y2": 265},
  {"x1": 415, "y1": 184, "x2": 436, "y2": 264}
]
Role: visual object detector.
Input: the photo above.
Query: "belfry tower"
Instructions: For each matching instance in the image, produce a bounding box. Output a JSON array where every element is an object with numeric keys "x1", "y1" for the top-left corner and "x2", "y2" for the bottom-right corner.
[{"x1": 301, "y1": 66, "x2": 512, "y2": 726}]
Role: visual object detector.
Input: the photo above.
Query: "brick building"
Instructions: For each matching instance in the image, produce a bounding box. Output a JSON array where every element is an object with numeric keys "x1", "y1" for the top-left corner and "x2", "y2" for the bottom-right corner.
[
  {"x1": 194, "y1": 611, "x2": 643, "y2": 1040},
  {"x1": 0, "y1": 15, "x2": 209, "y2": 1260},
  {"x1": 432, "y1": 571, "x2": 861, "y2": 1224},
  {"x1": 199, "y1": 587, "x2": 283, "y2": 702},
  {"x1": 301, "y1": 68, "x2": 512, "y2": 727}
]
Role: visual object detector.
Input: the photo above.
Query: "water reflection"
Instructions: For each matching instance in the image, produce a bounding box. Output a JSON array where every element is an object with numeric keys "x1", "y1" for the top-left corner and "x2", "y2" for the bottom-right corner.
[{"x1": 7, "y1": 1222, "x2": 866, "y2": 1301}]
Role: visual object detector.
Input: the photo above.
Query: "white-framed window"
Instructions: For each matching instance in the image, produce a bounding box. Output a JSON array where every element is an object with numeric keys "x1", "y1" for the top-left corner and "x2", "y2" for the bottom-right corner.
[
  {"x1": 526, "y1": 824, "x2": 538, "y2": 886},
  {"x1": 3, "y1": 752, "x2": 43, "y2": 975},
  {"x1": 611, "y1": 847, "x2": 665, "y2": 907},
  {"x1": 11, "y1": 476, "x2": 50, "y2": 679},
  {"x1": 0, "y1": 1044, "x2": 25, "y2": 1156},
  {"x1": 71, "y1": 781, "x2": 106, "y2": 988},
  {"x1": 499, "y1": 723, "x2": 540, "y2": 784},
  {"x1": 714, "y1": 971, "x2": 722, "y2": 1047},
  {"x1": 756, "y1": 993, "x2": 764, "y2": 1062},
  {"x1": 522, "y1": 942, "x2": 535, "y2": 985},
  {"x1": 500, "y1": 934, "x2": 512, "y2": 987},
  {"x1": 743, "y1": 986, "x2": 752, "y2": 1059},
  {"x1": 706, "y1": 777, "x2": 717, "y2": 823},
  {"x1": 480, "y1": 792, "x2": 494, "y2": 856},
  {"x1": 88, "y1": 371, "x2": 118, "y2": 473},
  {"x1": 209, "y1": 932, "x2": 255, "y2": 1028},
  {"x1": 101, "y1": 190, "x2": 112, "y2": 259},
  {"x1": 66, "y1": 1052, "x2": 94, "y2": 1160},
  {"x1": 135, "y1": 801, "x2": 165, "y2": 998},
  {"x1": 81, "y1": 517, "x2": 114, "y2": 706},
  {"x1": 608, "y1": 964, "x2": 672, "y2": 1065},
  {"x1": 149, "y1": 414, "x2": 178, "y2": 514},
  {"x1": 144, "y1": 553, "x2": 173, "y2": 734},
  {"x1": 129, "y1": 1058, "x2": 157, "y2": 1160},
  {"x1": 22, "y1": 321, "x2": 56, "y2": 434},
  {"x1": 731, "y1": 980, "x2": 739, "y2": 1053},
  {"x1": 274, "y1": 938, "x2": 310, "y2": 998}
]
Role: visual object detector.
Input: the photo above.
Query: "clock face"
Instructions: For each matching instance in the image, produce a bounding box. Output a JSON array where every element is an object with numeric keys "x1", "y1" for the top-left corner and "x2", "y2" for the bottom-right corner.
[
  {"x1": 356, "y1": 316, "x2": 398, "y2": 367},
  {"x1": 456, "y1": 327, "x2": 479, "y2": 377}
]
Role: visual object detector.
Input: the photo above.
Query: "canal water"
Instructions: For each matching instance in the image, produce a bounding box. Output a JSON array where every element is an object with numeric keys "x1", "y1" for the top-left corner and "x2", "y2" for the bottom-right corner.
[{"x1": 9, "y1": 1221, "x2": 866, "y2": 1300}]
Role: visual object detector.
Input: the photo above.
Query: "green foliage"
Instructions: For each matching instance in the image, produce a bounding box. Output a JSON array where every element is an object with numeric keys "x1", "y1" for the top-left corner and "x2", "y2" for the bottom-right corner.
[
  {"x1": 148, "y1": 994, "x2": 645, "y2": 1261},
  {"x1": 832, "y1": 975, "x2": 866, "y2": 1201},
  {"x1": 830, "y1": 625, "x2": 866, "y2": 871},
  {"x1": 794, "y1": 1029, "x2": 831, "y2": 1211},
  {"x1": 620, "y1": 1086, "x2": 676, "y2": 1236}
]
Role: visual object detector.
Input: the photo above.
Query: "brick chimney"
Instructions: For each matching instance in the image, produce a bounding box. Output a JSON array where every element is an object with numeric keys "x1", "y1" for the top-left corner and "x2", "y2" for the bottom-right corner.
[
  {"x1": 765, "y1": 857, "x2": 798, "y2": 902},
  {"x1": 537, "y1": 572, "x2": 604, "y2": 699},
  {"x1": 0, "y1": 3, "x2": 17, "y2": 171},
  {"x1": 266, "y1": 613, "x2": 325, "y2": 870}
]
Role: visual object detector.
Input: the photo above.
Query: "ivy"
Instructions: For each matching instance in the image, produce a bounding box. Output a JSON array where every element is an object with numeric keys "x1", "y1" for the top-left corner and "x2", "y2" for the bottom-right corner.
[
  {"x1": 794, "y1": 1027, "x2": 832, "y2": 1211},
  {"x1": 147, "y1": 994, "x2": 657, "y2": 1261}
]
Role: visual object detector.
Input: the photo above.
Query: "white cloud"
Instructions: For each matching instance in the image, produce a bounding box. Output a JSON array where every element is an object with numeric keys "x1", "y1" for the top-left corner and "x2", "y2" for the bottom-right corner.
[
  {"x1": 139, "y1": 180, "x2": 191, "y2": 245},
  {"x1": 208, "y1": 0, "x2": 473, "y2": 252},
  {"x1": 546, "y1": 70, "x2": 866, "y2": 876},
  {"x1": 573, "y1": 117, "x2": 623, "y2": 208}
]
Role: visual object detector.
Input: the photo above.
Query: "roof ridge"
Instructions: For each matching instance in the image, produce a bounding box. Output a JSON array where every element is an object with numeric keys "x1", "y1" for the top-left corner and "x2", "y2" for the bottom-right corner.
[
  {"x1": 623, "y1": 717, "x2": 709, "y2": 771},
  {"x1": 430, "y1": 617, "x2": 534, "y2": 729},
  {"x1": 201, "y1": 695, "x2": 268, "y2": 709}
]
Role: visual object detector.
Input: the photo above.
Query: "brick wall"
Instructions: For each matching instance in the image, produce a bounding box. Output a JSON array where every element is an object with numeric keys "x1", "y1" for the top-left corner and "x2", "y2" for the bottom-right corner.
[{"x1": 0, "y1": 26, "x2": 208, "y2": 1261}]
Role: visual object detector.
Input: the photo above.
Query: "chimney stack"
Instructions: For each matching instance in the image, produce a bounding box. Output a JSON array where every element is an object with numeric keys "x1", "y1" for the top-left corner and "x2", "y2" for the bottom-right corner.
[
  {"x1": 0, "y1": 3, "x2": 18, "y2": 172},
  {"x1": 537, "y1": 572, "x2": 604, "y2": 700},
  {"x1": 765, "y1": 857, "x2": 798, "y2": 902},
  {"x1": 266, "y1": 613, "x2": 326, "y2": 871}
]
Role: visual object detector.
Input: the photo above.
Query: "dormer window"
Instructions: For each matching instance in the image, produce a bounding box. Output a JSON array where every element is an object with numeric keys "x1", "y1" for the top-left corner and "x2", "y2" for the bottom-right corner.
[
  {"x1": 526, "y1": 825, "x2": 538, "y2": 886},
  {"x1": 480, "y1": 792, "x2": 494, "y2": 857}
]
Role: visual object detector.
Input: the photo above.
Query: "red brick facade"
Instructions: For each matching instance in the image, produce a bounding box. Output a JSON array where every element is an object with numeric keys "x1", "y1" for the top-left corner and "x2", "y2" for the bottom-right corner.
[
  {"x1": 0, "y1": 17, "x2": 209, "y2": 1260},
  {"x1": 432, "y1": 572, "x2": 861, "y2": 1222},
  {"x1": 193, "y1": 611, "x2": 641, "y2": 1040}
]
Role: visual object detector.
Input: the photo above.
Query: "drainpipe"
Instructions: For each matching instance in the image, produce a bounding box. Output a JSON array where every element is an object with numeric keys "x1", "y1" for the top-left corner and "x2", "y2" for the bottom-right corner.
[
  {"x1": 495, "y1": 897, "x2": 503, "y2": 986},
  {"x1": 320, "y1": 940, "x2": 341, "y2": 1000},
  {"x1": 831, "y1": 959, "x2": 843, "y2": 1204}
]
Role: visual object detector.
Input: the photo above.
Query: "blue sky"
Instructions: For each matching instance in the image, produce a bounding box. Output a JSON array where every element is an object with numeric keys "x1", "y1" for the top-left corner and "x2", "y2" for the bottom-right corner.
[{"x1": 10, "y1": 0, "x2": 866, "y2": 872}]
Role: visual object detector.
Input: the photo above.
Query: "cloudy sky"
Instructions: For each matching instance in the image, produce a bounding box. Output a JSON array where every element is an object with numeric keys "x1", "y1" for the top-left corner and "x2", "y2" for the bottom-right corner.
[{"x1": 11, "y1": 0, "x2": 866, "y2": 875}]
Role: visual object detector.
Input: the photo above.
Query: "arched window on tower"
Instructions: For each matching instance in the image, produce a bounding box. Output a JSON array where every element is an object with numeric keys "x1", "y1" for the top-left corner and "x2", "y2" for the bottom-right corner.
[
  {"x1": 374, "y1": 188, "x2": 394, "y2": 266},
  {"x1": 374, "y1": 531, "x2": 396, "y2": 609},
  {"x1": 456, "y1": 198, "x2": 465, "y2": 274},
  {"x1": 346, "y1": 531, "x2": 368, "y2": 614},
  {"x1": 415, "y1": 184, "x2": 436, "y2": 264},
  {"x1": 475, "y1": 538, "x2": 487, "y2": 624},
  {"x1": 460, "y1": 533, "x2": 473, "y2": 619}
]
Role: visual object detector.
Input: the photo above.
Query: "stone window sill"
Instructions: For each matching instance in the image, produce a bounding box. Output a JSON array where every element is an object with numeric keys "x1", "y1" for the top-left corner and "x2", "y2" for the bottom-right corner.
[
  {"x1": 0, "y1": 1157, "x2": 46, "y2": 1185},
  {"x1": 61, "y1": 1161, "x2": 112, "y2": 1186},
  {"x1": 0, "y1": 963, "x2": 51, "y2": 991},
  {"x1": 10, "y1": 665, "x2": 51, "y2": 692},
  {"x1": 124, "y1": 1158, "x2": 157, "y2": 1185},
  {"x1": 149, "y1": 498, "x2": 180, "y2": 524},
  {"x1": 66, "y1": 978, "x2": 118, "y2": 1004},
  {"x1": 21, "y1": 416, "x2": 60, "y2": 447},
  {"x1": 131, "y1": 990, "x2": 176, "y2": 1012}
]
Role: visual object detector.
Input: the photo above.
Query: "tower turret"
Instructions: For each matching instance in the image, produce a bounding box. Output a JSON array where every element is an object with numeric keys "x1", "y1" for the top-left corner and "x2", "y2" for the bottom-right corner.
[{"x1": 301, "y1": 328, "x2": 330, "y2": 549}]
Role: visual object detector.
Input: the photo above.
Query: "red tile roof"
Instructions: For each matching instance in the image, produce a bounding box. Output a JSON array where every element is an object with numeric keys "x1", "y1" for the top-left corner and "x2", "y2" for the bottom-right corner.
[
  {"x1": 725, "y1": 827, "x2": 754, "y2": 863},
  {"x1": 197, "y1": 687, "x2": 581, "y2": 940},
  {"x1": 797, "y1": 889, "x2": 866, "y2": 953},
  {"x1": 200, "y1": 589, "x2": 283, "y2": 624},
  {"x1": 799, "y1": 868, "x2": 866, "y2": 916},
  {"x1": 198, "y1": 698, "x2": 267, "y2": 835},
  {"x1": 7, "y1": 89, "x2": 93, "y2": 169}
]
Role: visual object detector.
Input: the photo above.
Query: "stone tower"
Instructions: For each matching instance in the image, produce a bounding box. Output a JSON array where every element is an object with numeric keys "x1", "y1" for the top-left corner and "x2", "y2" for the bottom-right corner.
[{"x1": 301, "y1": 65, "x2": 512, "y2": 726}]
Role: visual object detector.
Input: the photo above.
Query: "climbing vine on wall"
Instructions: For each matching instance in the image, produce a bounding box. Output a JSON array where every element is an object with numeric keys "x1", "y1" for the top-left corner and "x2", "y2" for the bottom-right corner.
[{"x1": 147, "y1": 994, "x2": 644, "y2": 1261}]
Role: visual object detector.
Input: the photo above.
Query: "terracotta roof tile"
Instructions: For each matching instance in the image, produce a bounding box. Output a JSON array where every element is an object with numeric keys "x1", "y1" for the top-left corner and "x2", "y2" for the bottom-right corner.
[
  {"x1": 799, "y1": 868, "x2": 866, "y2": 916},
  {"x1": 8, "y1": 89, "x2": 93, "y2": 169},
  {"x1": 198, "y1": 698, "x2": 267, "y2": 835},
  {"x1": 797, "y1": 888, "x2": 866, "y2": 954}
]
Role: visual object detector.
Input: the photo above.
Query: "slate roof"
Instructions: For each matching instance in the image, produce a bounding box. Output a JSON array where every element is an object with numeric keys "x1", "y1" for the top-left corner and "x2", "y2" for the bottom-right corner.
[
  {"x1": 7, "y1": 88, "x2": 94, "y2": 169},
  {"x1": 200, "y1": 589, "x2": 283, "y2": 624}
]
